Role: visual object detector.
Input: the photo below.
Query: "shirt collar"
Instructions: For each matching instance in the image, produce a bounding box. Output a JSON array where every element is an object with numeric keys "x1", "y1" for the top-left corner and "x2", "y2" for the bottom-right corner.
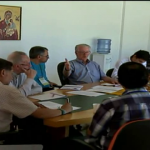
[
  {"x1": 12, "y1": 71, "x2": 18, "y2": 77},
  {"x1": 76, "y1": 58, "x2": 90, "y2": 64},
  {"x1": 122, "y1": 87, "x2": 148, "y2": 95},
  {"x1": 128, "y1": 57, "x2": 132, "y2": 62}
]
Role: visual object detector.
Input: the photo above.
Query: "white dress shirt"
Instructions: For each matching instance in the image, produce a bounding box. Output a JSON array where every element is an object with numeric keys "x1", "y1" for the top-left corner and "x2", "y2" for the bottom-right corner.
[
  {"x1": 9, "y1": 72, "x2": 42, "y2": 97},
  {"x1": 111, "y1": 57, "x2": 147, "y2": 79}
]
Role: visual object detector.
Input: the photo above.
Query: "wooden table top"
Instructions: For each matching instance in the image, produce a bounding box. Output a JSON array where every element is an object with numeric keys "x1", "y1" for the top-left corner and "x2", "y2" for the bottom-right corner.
[{"x1": 28, "y1": 82, "x2": 125, "y2": 128}]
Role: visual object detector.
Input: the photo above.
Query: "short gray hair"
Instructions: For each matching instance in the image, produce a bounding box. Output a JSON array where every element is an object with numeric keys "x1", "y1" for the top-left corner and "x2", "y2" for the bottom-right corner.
[
  {"x1": 7, "y1": 51, "x2": 27, "y2": 64},
  {"x1": 75, "y1": 44, "x2": 91, "y2": 52}
]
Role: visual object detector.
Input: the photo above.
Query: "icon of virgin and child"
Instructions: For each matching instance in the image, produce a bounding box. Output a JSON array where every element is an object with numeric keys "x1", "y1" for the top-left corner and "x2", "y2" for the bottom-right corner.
[{"x1": 0, "y1": 10, "x2": 19, "y2": 40}]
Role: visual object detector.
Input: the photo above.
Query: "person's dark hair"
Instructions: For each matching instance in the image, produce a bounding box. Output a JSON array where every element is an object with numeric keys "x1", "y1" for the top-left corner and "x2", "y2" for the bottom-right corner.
[
  {"x1": 131, "y1": 50, "x2": 150, "y2": 61},
  {"x1": 29, "y1": 46, "x2": 48, "y2": 59},
  {"x1": 0, "y1": 58, "x2": 13, "y2": 71},
  {"x1": 118, "y1": 62, "x2": 149, "y2": 89}
]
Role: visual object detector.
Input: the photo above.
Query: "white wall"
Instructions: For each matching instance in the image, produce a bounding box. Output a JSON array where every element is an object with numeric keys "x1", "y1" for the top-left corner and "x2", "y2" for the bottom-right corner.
[
  {"x1": 120, "y1": 1, "x2": 150, "y2": 57},
  {"x1": 0, "y1": 1, "x2": 150, "y2": 84}
]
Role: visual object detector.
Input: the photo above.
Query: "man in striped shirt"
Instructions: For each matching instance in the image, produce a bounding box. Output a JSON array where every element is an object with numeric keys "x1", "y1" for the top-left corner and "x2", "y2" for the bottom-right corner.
[
  {"x1": 56, "y1": 61, "x2": 150, "y2": 150},
  {"x1": 85, "y1": 61, "x2": 150, "y2": 150}
]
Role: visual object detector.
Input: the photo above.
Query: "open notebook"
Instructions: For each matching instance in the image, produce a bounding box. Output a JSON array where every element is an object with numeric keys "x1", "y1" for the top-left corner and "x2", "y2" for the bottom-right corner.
[
  {"x1": 60, "y1": 84, "x2": 83, "y2": 90},
  {"x1": 29, "y1": 92, "x2": 66, "y2": 101},
  {"x1": 39, "y1": 101, "x2": 81, "y2": 111}
]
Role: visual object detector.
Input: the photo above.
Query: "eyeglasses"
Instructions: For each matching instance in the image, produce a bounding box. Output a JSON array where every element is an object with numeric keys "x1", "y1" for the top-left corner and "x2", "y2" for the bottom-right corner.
[
  {"x1": 19, "y1": 63, "x2": 31, "y2": 66},
  {"x1": 40, "y1": 55, "x2": 49, "y2": 58},
  {"x1": 78, "y1": 51, "x2": 91, "y2": 54}
]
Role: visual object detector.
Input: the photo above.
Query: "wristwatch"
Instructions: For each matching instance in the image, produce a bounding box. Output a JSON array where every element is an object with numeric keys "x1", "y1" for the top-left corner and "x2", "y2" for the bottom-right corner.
[{"x1": 58, "y1": 108, "x2": 66, "y2": 115}]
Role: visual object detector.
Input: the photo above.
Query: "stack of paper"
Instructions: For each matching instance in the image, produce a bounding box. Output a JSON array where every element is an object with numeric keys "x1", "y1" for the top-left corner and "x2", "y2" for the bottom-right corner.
[
  {"x1": 67, "y1": 90, "x2": 105, "y2": 97},
  {"x1": 39, "y1": 101, "x2": 81, "y2": 111},
  {"x1": 86, "y1": 89, "x2": 116, "y2": 93},
  {"x1": 29, "y1": 92, "x2": 66, "y2": 101},
  {"x1": 101, "y1": 83, "x2": 121, "y2": 87},
  {"x1": 92, "y1": 85, "x2": 123, "y2": 91},
  {"x1": 85, "y1": 85, "x2": 123, "y2": 94},
  {"x1": 60, "y1": 84, "x2": 83, "y2": 90}
]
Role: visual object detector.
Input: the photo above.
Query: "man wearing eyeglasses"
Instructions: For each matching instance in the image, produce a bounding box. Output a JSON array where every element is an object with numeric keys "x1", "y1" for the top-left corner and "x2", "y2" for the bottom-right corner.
[
  {"x1": 7, "y1": 51, "x2": 42, "y2": 97},
  {"x1": 63, "y1": 44, "x2": 118, "y2": 85},
  {"x1": 29, "y1": 46, "x2": 58, "y2": 92}
]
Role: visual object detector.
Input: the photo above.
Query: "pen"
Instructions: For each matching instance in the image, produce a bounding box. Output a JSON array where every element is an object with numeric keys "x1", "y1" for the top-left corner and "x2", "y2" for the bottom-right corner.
[
  {"x1": 51, "y1": 93, "x2": 55, "y2": 97},
  {"x1": 66, "y1": 98, "x2": 70, "y2": 103}
]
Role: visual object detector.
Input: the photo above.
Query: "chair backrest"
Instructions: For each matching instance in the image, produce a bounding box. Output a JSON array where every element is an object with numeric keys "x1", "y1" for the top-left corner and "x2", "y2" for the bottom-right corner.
[
  {"x1": 106, "y1": 68, "x2": 114, "y2": 77},
  {"x1": 57, "y1": 62, "x2": 70, "y2": 86},
  {"x1": 108, "y1": 119, "x2": 150, "y2": 150}
]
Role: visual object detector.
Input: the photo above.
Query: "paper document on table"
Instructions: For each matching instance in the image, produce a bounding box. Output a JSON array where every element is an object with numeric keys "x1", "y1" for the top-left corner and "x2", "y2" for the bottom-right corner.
[
  {"x1": 101, "y1": 83, "x2": 121, "y2": 87},
  {"x1": 39, "y1": 101, "x2": 81, "y2": 111},
  {"x1": 86, "y1": 89, "x2": 116, "y2": 94},
  {"x1": 92, "y1": 85, "x2": 123, "y2": 91},
  {"x1": 67, "y1": 90, "x2": 105, "y2": 97},
  {"x1": 29, "y1": 92, "x2": 66, "y2": 101},
  {"x1": 60, "y1": 84, "x2": 83, "y2": 90}
]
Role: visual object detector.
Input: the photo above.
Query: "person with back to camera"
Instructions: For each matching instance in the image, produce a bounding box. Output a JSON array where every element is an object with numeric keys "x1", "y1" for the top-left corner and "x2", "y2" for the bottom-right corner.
[{"x1": 56, "y1": 61, "x2": 150, "y2": 150}]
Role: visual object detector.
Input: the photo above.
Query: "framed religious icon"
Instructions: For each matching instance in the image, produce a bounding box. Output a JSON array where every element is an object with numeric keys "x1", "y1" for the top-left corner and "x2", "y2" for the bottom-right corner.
[{"x1": 0, "y1": 5, "x2": 22, "y2": 40}]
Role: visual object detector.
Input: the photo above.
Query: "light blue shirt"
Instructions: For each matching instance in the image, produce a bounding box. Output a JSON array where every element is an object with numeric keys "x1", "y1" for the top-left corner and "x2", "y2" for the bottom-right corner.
[
  {"x1": 30, "y1": 61, "x2": 50, "y2": 88},
  {"x1": 66, "y1": 59, "x2": 106, "y2": 85}
]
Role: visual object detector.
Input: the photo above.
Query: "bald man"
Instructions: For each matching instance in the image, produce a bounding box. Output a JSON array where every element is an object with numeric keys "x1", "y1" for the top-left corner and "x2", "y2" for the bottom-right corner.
[{"x1": 7, "y1": 51, "x2": 42, "y2": 96}]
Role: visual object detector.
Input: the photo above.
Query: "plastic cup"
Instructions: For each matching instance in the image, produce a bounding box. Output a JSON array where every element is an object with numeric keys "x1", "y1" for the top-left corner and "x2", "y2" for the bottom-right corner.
[{"x1": 93, "y1": 103, "x2": 100, "y2": 114}]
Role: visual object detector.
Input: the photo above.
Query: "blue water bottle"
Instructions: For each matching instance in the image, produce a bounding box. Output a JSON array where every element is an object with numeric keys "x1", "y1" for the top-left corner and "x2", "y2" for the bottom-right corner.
[{"x1": 97, "y1": 39, "x2": 111, "y2": 54}]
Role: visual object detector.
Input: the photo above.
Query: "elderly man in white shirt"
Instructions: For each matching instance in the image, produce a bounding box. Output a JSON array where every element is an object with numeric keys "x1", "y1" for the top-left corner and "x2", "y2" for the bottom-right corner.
[
  {"x1": 111, "y1": 50, "x2": 150, "y2": 79},
  {"x1": 7, "y1": 51, "x2": 43, "y2": 96}
]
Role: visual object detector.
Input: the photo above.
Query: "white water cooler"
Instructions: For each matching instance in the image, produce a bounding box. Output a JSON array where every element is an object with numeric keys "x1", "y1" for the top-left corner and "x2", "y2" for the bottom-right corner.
[{"x1": 92, "y1": 52, "x2": 112, "y2": 73}]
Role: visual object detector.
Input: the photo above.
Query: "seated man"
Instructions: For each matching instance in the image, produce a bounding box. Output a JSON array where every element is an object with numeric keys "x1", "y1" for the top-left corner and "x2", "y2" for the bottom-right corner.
[
  {"x1": 29, "y1": 46, "x2": 58, "y2": 92},
  {"x1": 0, "y1": 58, "x2": 72, "y2": 149},
  {"x1": 7, "y1": 51, "x2": 42, "y2": 96},
  {"x1": 56, "y1": 61, "x2": 150, "y2": 150},
  {"x1": 63, "y1": 44, "x2": 118, "y2": 85},
  {"x1": 111, "y1": 50, "x2": 150, "y2": 79}
]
